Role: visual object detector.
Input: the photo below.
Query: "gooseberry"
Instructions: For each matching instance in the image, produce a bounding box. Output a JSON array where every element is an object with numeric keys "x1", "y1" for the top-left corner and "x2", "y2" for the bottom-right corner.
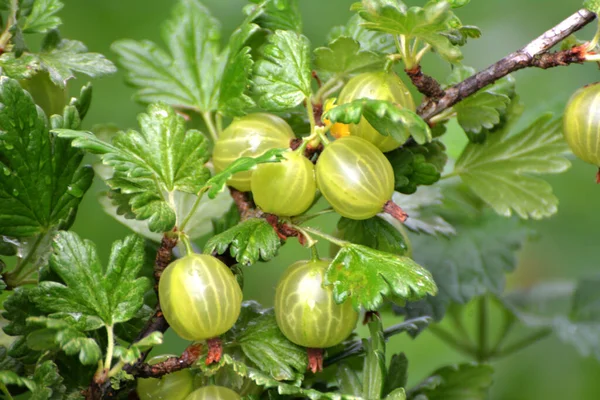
[
  {"x1": 250, "y1": 150, "x2": 316, "y2": 216},
  {"x1": 337, "y1": 71, "x2": 415, "y2": 152},
  {"x1": 158, "y1": 254, "x2": 242, "y2": 341},
  {"x1": 315, "y1": 136, "x2": 395, "y2": 220},
  {"x1": 274, "y1": 259, "x2": 358, "y2": 348},
  {"x1": 136, "y1": 355, "x2": 194, "y2": 400},
  {"x1": 212, "y1": 113, "x2": 295, "y2": 191},
  {"x1": 184, "y1": 386, "x2": 241, "y2": 400}
]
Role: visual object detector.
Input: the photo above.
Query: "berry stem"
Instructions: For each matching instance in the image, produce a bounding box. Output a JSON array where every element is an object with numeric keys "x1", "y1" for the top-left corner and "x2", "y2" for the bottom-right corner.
[
  {"x1": 302, "y1": 226, "x2": 349, "y2": 248},
  {"x1": 383, "y1": 201, "x2": 408, "y2": 223},
  {"x1": 206, "y1": 337, "x2": 223, "y2": 365},
  {"x1": 307, "y1": 348, "x2": 324, "y2": 373}
]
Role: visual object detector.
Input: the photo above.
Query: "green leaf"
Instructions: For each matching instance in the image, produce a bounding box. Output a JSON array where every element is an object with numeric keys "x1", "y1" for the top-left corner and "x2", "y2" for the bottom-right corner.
[
  {"x1": 385, "y1": 388, "x2": 406, "y2": 400},
  {"x1": 392, "y1": 188, "x2": 455, "y2": 237},
  {"x1": 25, "y1": 317, "x2": 102, "y2": 365},
  {"x1": 38, "y1": 32, "x2": 116, "y2": 88},
  {"x1": 234, "y1": 305, "x2": 307, "y2": 380},
  {"x1": 323, "y1": 99, "x2": 432, "y2": 145},
  {"x1": 212, "y1": 202, "x2": 241, "y2": 235},
  {"x1": 386, "y1": 141, "x2": 447, "y2": 194},
  {"x1": 0, "y1": 53, "x2": 39, "y2": 80},
  {"x1": 409, "y1": 363, "x2": 494, "y2": 400},
  {"x1": 327, "y1": 14, "x2": 396, "y2": 53},
  {"x1": 30, "y1": 232, "x2": 150, "y2": 326},
  {"x1": 0, "y1": 360, "x2": 66, "y2": 400},
  {"x1": 314, "y1": 37, "x2": 386, "y2": 76},
  {"x1": 337, "y1": 364, "x2": 362, "y2": 396},
  {"x1": 56, "y1": 103, "x2": 211, "y2": 233},
  {"x1": 0, "y1": 76, "x2": 93, "y2": 237},
  {"x1": 454, "y1": 112, "x2": 571, "y2": 219},
  {"x1": 203, "y1": 147, "x2": 286, "y2": 199},
  {"x1": 336, "y1": 216, "x2": 409, "y2": 256},
  {"x1": 2, "y1": 287, "x2": 44, "y2": 337},
  {"x1": 362, "y1": 317, "x2": 385, "y2": 400},
  {"x1": 584, "y1": 0, "x2": 600, "y2": 14},
  {"x1": 113, "y1": 331, "x2": 163, "y2": 364},
  {"x1": 0, "y1": 347, "x2": 22, "y2": 374},
  {"x1": 252, "y1": 30, "x2": 312, "y2": 111},
  {"x1": 204, "y1": 218, "x2": 280, "y2": 267},
  {"x1": 325, "y1": 244, "x2": 437, "y2": 310},
  {"x1": 384, "y1": 353, "x2": 408, "y2": 397},
  {"x1": 353, "y1": 0, "x2": 463, "y2": 63},
  {"x1": 112, "y1": 0, "x2": 224, "y2": 112},
  {"x1": 22, "y1": 0, "x2": 63, "y2": 34},
  {"x1": 245, "y1": 0, "x2": 302, "y2": 32}
]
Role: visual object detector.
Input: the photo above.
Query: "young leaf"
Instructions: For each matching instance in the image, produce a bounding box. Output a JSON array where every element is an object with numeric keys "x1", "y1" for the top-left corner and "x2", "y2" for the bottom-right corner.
[
  {"x1": 205, "y1": 218, "x2": 280, "y2": 267},
  {"x1": 454, "y1": 113, "x2": 571, "y2": 219},
  {"x1": 323, "y1": 99, "x2": 432, "y2": 145},
  {"x1": 38, "y1": 33, "x2": 116, "y2": 88},
  {"x1": 253, "y1": 30, "x2": 312, "y2": 111},
  {"x1": 362, "y1": 318, "x2": 386, "y2": 400},
  {"x1": 384, "y1": 353, "x2": 408, "y2": 397},
  {"x1": 245, "y1": 0, "x2": 302, "y2": 32},
  {"x1": 203, "y1": 148, "x2": 286, "y2": 199},
  {"x1": 336, "y1": 216, "x2": 410, "y2": 256},
  {"x1": 112, "y1": 0, "x2": 224, "y2": 112},
  {"x1": 409, "y1": 363, "x2": 494, "y2": 400},
  {"x1": 56, "y1": 103, "x2": 210, "y2": 233},
  {"x1": 22, "y1": 0, "x2": 63, "y2": 34},
  {"x1": 113, "y1": 331, "x2": 163, "y2": 364},
  {"x1": 385, "y1": 388, "x2": 406, "y2": 400},
  {"x1": 353, "y1": 0, "x2": 463, "y2": 63},
  {"x1": 386, "y1": 141, "x2": 447, "y2": 194},
  {"x1": 235, "y1": 307, "x2": 307, "y2": 380},
  {"x1": 337, "y1": 364, "x2": 363, "y2": 396},
  {"x1": 327, "y1": 14, "x2": 396, "y2": 53},
  {"x1": 314, "y1": 37, "x2": 386, "y2": 76},
  {"x1": 325, "y1": 244, "x2": 437, "y2": 310},
  {"x1": 391, "y1": 188, "x2": 455, "y2": 236},
  {"x1": 0, "y1": 76, "x2": 93, "y2": 238},
  {"x1": 584, "y1": 0, "x2": 600, "y2": 14},
  {"x1": 30, "y1": 232, "x2": 150, "y2": 326}
]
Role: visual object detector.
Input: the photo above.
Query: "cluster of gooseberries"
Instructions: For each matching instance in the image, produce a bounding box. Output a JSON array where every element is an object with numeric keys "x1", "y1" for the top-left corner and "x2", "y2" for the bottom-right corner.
[{"x1": 140, "y1": 70, "x2": 415, "y2": 398}]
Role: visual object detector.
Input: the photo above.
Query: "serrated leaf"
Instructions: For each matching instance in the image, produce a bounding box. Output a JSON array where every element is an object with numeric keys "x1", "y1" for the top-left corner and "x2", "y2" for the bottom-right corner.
[
  {"x1": 327, "y1": 14, "x2": 396, "y2": 53},
  {"x1": 204, "y1": 218, "x2": 280, "y2": 267},
  {"x1": 336, "y1": 216, "x2": 409, "y2": 255},
  {"x1": 324, "y1": 99, "x2": 432, "y2": 145},
  {"x1": 324, "y1": 244, "x2": 437, "y2": 310},
  {"x1": 0, "y1": 346, "x2": 22, "y2": 374},
  {"x1": 384, "y1": 353, "x2": 408, "y2": 397},
  {"x1": 253, "y1": 30, "x2": 312, "y2": 111},
  {"x1": 56, "y1": 103, "x2": 210, "y2": 233},
  {"x1": 113, "y1": 331, "x2": 163, "y2": 364},
  {"x1": 0, "y1": 76, "x2": 93, "y2": 237},
  {"x1": 391, "y1": 188, "x2": 455, "y2": 236},
  {"x1": 30, "y1": 232, "x2": 150, "y2": 326},
  {"x1": 386, "y1": 141, "x2": 447, "y2": 194},
  {"x1": 203, "y1": 148, "x2": 286, "y2": 199},
  {"x1": 454, "y1": 112, "x2": 571, "y2": 219},
  {"x1": 2, "y1": 287, "x2": 44, "y2": 337},
  {"x1": 455, "y1": 92, "x2": 510, "y2": 135},
  {"x1": 0, "y1": 53, "x2": 39, "y2": 80},
  {"x1": 314, "y1": 37, "x2": 385, "y2": 76},
  {"x1": 112, "y1": 0, "x2": 224, "y2": 112},
  {"x1": 362, "y1": 318, "x2": 385, "y2": 400},
  {"x1": 38, "y1": 33, "x2": 116, "y2": 88},
  {"x1": 245, "y1": 0, "x2": 302, "y2": 32},
  {"x1": 236, "y1": 306, "x2": 307, "y2": 380},
  {"x1": 354, "y1": 0, "x2": 462, "y2": 63},
  {"x1": 409, "y1": 363, "x2": 493, "y2": 400},
  {"x1": 29, "y1": 361, "x2": 66, "y2": 400},
  {"x1": 22, "y1": 0, "x2": 63, "y2": 34},
  {"x1": 584, "y1": 0, "x2": 600, "y2": 14}
]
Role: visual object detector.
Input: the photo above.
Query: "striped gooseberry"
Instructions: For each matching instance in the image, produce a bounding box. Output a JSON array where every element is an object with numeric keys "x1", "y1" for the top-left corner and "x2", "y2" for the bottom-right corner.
[
  {"x1": 212, "y1": 113, "x2": 295, "y2": 191},
  {"x1": 158, "y1": 254, "x2": 242, "y2": 341},
  {"x1": 136, "y1": 355, "x2": 194, "y2": 400},
  {"x1": 337, "y1": 71, "x2": 415, "y2": 152},
  {"x1": 315, "y1": 136, "x2": 395, "y2": 220},
  {"x1": 250, "y1": 150, "x2": 316, "y2": 216},
  {"x1": 184, "y1": 386, "x2": 240, "y2": 400},
  {"x1": 563, "y1": 83, "x2": 600, "y2": 169},
  {"x1": 274, "y1": 259, "x2": 358, "y2": 348}
]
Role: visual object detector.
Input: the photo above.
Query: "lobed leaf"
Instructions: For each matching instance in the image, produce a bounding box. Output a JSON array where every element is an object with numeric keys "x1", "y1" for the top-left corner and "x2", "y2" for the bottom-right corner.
[
  {"x1": 336, "y1": 216, "x2": 410, "y2": 256},
  {"x1": 327, "y1": 14, "x2": 396, "y2": 53},
  {"x1": 314, "y1": 36, "x2": 386, "y2": 76},
  {"x1": 386, "y1": 141, "x2": 447, "y2": 194},
  {"x1": 245, "y1": 0, "x2": 302, "y2": 32},
  {"x1": 22, "y1": 0, "x2": 63, "y2": 34},
  {"x1": 409, "y1": 363, "x2": 494, "y2": 400},
  {"x1": 113, "y1": 331, "x2": 163, "y2": 364}
]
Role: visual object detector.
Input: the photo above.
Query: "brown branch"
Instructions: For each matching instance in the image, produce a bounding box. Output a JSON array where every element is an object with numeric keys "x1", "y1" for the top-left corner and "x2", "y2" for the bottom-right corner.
[
  {"x1": 405, "y1": 65, "x2": 445, "y2": 100},
  {"x1": 132, "y1": 343, "x2": 202, "y2": 379},
  {"x1": 418, "y1": 8, "x2": 596, "y2": 121}
]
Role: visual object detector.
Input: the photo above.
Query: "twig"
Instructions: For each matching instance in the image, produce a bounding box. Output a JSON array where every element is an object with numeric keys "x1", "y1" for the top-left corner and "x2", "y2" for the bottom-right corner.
[
  {"x1": 405, "y1": 65, "x2": 445, "y2": 100},
  {"x1": 418, "y1": 8, "x2": 596, "y2": 121},
  {"x1": 132, "y1": 343, "x2": 203, "y2": 378}
]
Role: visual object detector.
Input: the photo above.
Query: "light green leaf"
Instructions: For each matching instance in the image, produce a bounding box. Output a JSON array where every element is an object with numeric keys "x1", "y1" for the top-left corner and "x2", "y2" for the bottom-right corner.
[
  {"x1": 0, "y1": 53, "x2": 39, "y2": 80},
  {"x1": 56, "y1": 103, "x2": 210, "y2": 233},
  {"x1": 327, "y1": 14, "x2": 396, "y2": 53},
  {"x1": 362, "y1": 318, "x2": 385, "y2": 400},
  {"x1": 455, "y1": 92, "x2": 510, "y2": 135},
  {"x1": 584, "y1": 0, "x2": 600, "y2": 14},
  {"x1": 336, "y1": 215, "x2": 410, "y2": 256},
  {"x1": 323, "y1": 99, "x2": 432, "y2": 145},
  {"x1": 409, "y1": 363, "x2": 494, "y2": 400},
  {"x1": 253, "y1": 30, "x2": 312, "y2": 111},
  {"x1": 113, "y1": 331, "x2": 163, "y2": 364},
  {"x1": 314, "y1": 36, "x2": 385, "y2": 76},
  {"x1": 385, "y1": 389, "x2": 406, "y2": 400},
  {"x1": 454, "y1": 113, "x2": 571, "y2": 219},
  {"x1": 384, "y1": 353, "x2": 408, "y2": 397},
  {"x1": 325, "y1": 244, "x2": 437, "y2": 310},
  {"x1": 22, "y1": 0, "x2": 63, "y2": 33},
  {"x1": 337, "y1": 364, "x2": 362, "y2": 396},
  {"x1": 245, "y1": 0, "x2": 302, "y2": 32}
]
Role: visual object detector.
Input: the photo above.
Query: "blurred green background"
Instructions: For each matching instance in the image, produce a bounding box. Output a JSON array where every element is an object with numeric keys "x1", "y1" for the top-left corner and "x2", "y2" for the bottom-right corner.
[{"x1": 58, "y1": 0, "x2": 600, "y2": 398}]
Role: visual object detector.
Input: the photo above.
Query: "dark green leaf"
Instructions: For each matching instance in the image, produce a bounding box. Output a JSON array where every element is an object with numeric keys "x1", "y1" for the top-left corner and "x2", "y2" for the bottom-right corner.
[
  {"x1": 22, "y1": 0, "x2": 63, "y2": 34},
  {"x1": 0, "y1": 360, "x2": 65, "y2": 400},
  {"x1": 392, "y1": 187, "x2": 455, "y2": 236},
  {"x1": 212, "y1": 202, "x2": 241, "y2": 235},
  {"x1": 2, "y1": 287, "x2": 44, "y2": 336},
  {"x1": 245, "y1": 0, "x2": 302, "y2": 32},
  {"x1": 409, "y1": 363, "x2": 494, "y2": 400},
  {"x1": 253, "y1": 30, "x2": 312, "y2": 111},
  {"x1": 314, "y1": 37, "x2": 385, "y2": 76},
  {"x1": 325, "y1": 244, "x2": 437, "y2": 310},
  {"x1": 204, "y1": 147, "x2": 286, "y2": 199},
  {"x1": 337, "y1": 364, "x2": 362, "y2": 396},
  {"x1": 386, "y1": 141, "x2": 446, "y2": 194},
  {"x1": 0, "y1": 77, "x2": 93, "y2": 237},
  {"x1": 454, "y1": 111, "x2": 571, "y2": 219},
  {"x1": 323, "y1": 99, "x2": 432, "y2": 145},
  {"x1": 362, "y1": 317, "x2": 385, "y2": 400},
  {"x1": 336, "y1": 216, "x2": 409, "y2": 255},
  {"x1": 30, "y1": 232, "x2": 150, "y2": 326},
  {"x1": 384, "y1": 353, "x2": 408, "y2": 397},
  {"x1": 112, "y1": 0, "x2": 223, "y2": 112},
  {"x1": 327, "y1": 14, "x2": 396, "y2": 53},
  {"x1": 0, "y1": 346, "x2": 22, "y2": 374},
  {"x1": 204, "y1": 218, "x2": 280, "y2": 267},
  {"x1": 236, "y1": 306, "x2": 307, "y2": 380},
  {"x1": 56, "y1": 103, "x2": 210, "y2": 232}
]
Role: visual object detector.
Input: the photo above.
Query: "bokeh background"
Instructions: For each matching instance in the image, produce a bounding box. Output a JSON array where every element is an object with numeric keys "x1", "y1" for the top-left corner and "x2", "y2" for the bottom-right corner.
[{"x1": 56, "y1": 0, "x2": 600, "y2": 398}]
